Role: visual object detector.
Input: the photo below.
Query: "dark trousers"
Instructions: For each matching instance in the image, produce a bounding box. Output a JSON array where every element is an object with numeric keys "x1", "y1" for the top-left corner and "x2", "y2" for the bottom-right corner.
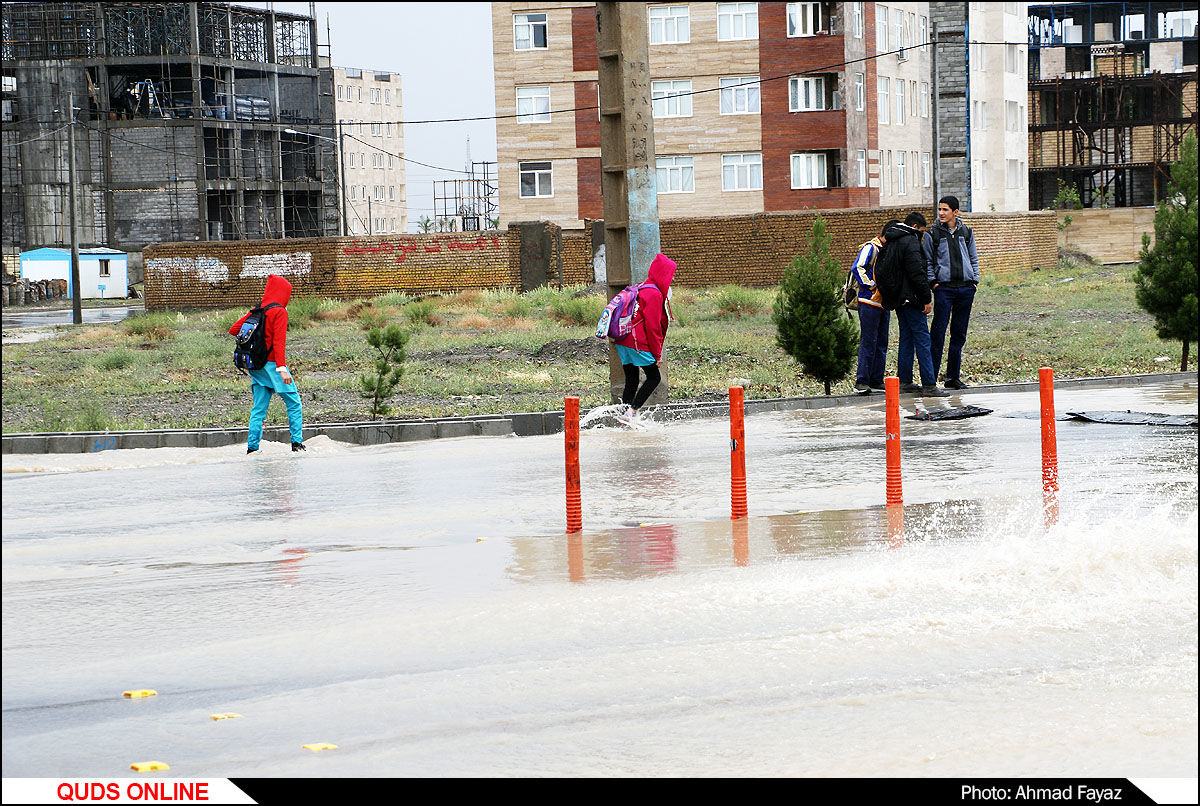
[
  {"x1": 895, "y1": 304, "x2": 936, "y2": 386},
  {"x1": 855, "y1": 305, "x2": 890, "y2": 387},
  {"x1": 622, "y1": 363, "x2": 661, "y2": 410},
  {"x1": 930, "y1": 285, "x2": 976, "y2": 383}
]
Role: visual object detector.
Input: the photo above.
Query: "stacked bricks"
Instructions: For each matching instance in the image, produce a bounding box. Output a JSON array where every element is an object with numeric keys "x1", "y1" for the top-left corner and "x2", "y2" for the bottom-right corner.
[{"x1": 143, "y1": 207, "x2": 1057, "y2": 309}]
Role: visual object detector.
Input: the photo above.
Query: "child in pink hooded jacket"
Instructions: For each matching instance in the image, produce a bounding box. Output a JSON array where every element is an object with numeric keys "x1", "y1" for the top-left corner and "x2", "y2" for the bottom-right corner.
[
  {"x1": 614, "y1": 253, "x2": 676, "y2": 420},
  {"x1": 228, "y1": 274, "x2": 305, "y2": 453}
]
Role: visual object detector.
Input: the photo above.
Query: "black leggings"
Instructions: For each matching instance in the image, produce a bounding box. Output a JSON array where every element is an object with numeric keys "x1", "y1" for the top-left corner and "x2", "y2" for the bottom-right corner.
[{"x1": 622, "y1": 363, "x2": 661, "y2": 410}]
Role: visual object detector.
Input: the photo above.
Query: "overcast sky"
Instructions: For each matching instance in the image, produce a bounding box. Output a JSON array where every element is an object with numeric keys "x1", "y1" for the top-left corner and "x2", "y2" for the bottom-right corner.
[{"x1": 253, "y1": 2, "x2": 498, "y2": 231}]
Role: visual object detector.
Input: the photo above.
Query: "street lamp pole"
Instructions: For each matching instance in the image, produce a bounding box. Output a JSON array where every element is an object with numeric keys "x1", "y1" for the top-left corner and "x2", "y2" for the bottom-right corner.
[{"x1": 285, "y1": 127, "x2": 348, "y2": 236}]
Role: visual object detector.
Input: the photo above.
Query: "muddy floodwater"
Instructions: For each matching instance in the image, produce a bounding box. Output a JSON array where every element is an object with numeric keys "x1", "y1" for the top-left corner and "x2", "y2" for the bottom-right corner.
[{"x1": 2, "y1": 382, "x2": 1196, "y2": 778}]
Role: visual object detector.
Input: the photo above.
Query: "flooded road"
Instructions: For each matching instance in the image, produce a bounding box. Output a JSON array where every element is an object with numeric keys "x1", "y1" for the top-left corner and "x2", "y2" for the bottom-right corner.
[{"x1": 2, "y1": 382, "x2": 1196, "y2": 777}]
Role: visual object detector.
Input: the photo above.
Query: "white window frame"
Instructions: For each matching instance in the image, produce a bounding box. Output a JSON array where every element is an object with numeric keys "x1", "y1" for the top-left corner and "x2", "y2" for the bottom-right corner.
[
  {"x1": 721, "y1": 152, "x2": 762, "y2": 191},
  {"x1": 652, "y1": 79, "x2": 693, "y2": 118},
  {"x1": 854, "y1": 72, "x2": 865, "y2": 111},
  {"x1": 516, "y1": 85, "x2": 552, "y2": 124},
  {"x1": 1006, "y1": 158, "x2": 1021, "y2": 189},
  {"x1": 920, "y1": 82, "x2": 930, "y2": 117},
  {"x1": 878, "y1": 76, "x2": 890, "y2": 124},
  {"x1": 513, "y1": 12, "x2": 548, "y2": 51},
  {"x1": 877, "y1": 5, "x2": 889, "y2": 52},
  {"x1": 1005, "y1": 44, "x2": 1020, "y2": 73},
  {"x1": 922, "y1": 152, "x2": 931, "y2": 187},
  {"x1": 856, "y1": 149, "x2": 867, "y2": 187},
  {"x1": 918, "y1": 14, "x2": 928, "y2": 45},
  {"x1": 852, "y1": 2, "x2": 864, "y2": 38},
  {"x1": 717, "y1": 2, "x2": 758, "y2": 41},
  {"x1": 656, "y1": 155, "x2": 695, "y2": 193},
  {"x1": 1005, "y1": 100, "x2": 1021, "y2": 132},
  {"x1": 894, "y1": 11, "x2": 906, "y2": 59},
  {"x1": 98, "y1": 259, "x2": 111, "y2": 277},
  {"x1": 720, "y1": 76, "x2": 760, "y2": 115},
  {"x1": 790, "y1": 152, "x2": 827, "y2": 189},
  {"x1": 910, "y1": 79, "x2": 919, "y2": 118},
  {"x1": 789, "y1": 76, "x2": 825, "y2": 112},
  {"x1": 895, "y1": 79, "x2": 905, "y2": 124},
  {"x1": 896, "y1": 151, "x2": 907, "y2": 195},
  {"x1": 786, "y1": 2, "x2": 825, "y2": 37},
  {"x1": 518, "y1": 160, "x2": 553, "y2": 198},
  {"x1": 649, "y1": 5, "x2": 690, "y2": 44}
]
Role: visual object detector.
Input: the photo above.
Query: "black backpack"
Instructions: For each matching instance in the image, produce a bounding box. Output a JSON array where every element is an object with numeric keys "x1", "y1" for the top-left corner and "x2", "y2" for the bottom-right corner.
[
  {"x1": 232, "y1": 303, "x2": 280, "y2": 373},
  {"x1": 874, "y1": 242, "x2": 905, "y2": 311}
]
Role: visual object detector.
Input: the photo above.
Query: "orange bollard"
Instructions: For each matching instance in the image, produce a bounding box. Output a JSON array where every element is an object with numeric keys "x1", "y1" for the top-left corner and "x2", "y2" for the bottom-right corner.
[
  {"x1": 885, "y1": 377, "x2": 903, "y2": 506},
  {"x1": 886, "y1": 502, "x2": 905, "y2": 549},
  {"x1": 1039, "y1": 367, "x2": 1059, "y2": 528},
  {"x1": 564, "y1": 396, "x2": 582, "y2": 534},
  {"x1": 729, "y1": 386, "x2": 748, "y2": 520}
]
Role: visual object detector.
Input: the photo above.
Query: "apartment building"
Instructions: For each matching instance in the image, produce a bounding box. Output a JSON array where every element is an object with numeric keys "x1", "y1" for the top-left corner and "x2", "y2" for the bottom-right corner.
[
  {"x1": 494, "y1": 2, "x2": 949, "y2": 230},
  {"x1": 874, "y1": 2, "x2": 935, "y2": 206},
  {"x1": 1026, "y1": 1, "x2": 1197, "y2": 208},
  {"x1": 333, "y1": 67, "x2": 407, "y2": 235}
]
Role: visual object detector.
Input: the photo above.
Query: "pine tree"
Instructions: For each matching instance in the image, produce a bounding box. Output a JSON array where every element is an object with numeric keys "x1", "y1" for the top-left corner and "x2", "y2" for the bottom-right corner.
[
  {"x1": 360, "y1": 324, "x2": 408, "y2": 419},
  {"x1": 1134, "y1": 130, "x2": 1198, "y2": 372},
  {"x1": 772, "y1": 215, "x2": 859, "y2": 395}
]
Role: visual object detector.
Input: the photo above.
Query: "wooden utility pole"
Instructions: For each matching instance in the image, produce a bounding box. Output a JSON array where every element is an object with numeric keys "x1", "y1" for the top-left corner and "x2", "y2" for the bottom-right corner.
[{"x1": 595, "y1": 2, "x2": 665, "y2": 405}]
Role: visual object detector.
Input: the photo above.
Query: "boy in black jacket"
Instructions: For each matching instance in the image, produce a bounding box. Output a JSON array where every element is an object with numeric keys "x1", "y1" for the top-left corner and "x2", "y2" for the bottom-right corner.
[{"x1": 882, "y1": 212, "x2": 948, "y2": 397}]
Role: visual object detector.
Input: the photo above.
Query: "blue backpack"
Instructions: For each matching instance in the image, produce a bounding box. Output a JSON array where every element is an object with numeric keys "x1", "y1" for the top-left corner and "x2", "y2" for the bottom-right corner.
[
  {"x1": 232, "y1": 302, "x2": 280, "y2": 373},
  {"x1": 595, "y1": 281, "x2": 658, "y2": 341}
]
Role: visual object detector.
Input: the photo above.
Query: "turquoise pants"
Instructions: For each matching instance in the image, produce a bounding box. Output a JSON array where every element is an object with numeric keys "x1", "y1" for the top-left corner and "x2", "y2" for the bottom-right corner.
[{"x1": 246, "y1": 363, "x2": 303, "y2": 449}]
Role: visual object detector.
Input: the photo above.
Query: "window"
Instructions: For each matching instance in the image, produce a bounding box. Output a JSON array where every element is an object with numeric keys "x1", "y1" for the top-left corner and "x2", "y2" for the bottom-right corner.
[
  {"x1": 974, "y1": 160, "x2": 988, "y2": 189},
  {"x1": 877, "y1": 5, "x2": 889, "y2": 51},
  {"x1": 717, "y1": 3, "x2": 758, "y2": 41},
  {"x1": 852, "y1": 2, "x2": 864, "y2": 38},
  {"x1": 970, "y1": 41, "x2": 986, "y2": 70},
  {"x1": 918, "y1": 14, "x2": 928, "y2": 45},
  {"x1": 894, "y1": 11, "x2": 905, "y2": 58},
  {"x1": 787, "y1": 2, "x2": 825, "y2": 37},
  {"x1": 370, "y1": 87, "x2": 380, "y2": 104},
  {"x1": 1004, "y1": 2, "x2": 1018, "y2": 14},
  {"x1": 652, "y1": 79, "x2": 693, "y2": 117},
  {"x1": 519, "y1": 161, "x2": 553, "y2": 197},
  {"x1": 720, "y1": 77, "x2": 760, "y2": 114},
  {"x1": 1006, "y1": 159, "x2": 1022, "y2": 188},
  {"x1": 878, "y1": 76, "x2": 890, "y2": 124},
  {"x1": 722, "y1": 153, "x2": 762, "y2": 191},
  {"x1": 790, "y1": 152, "x2": 827, "y2": 189},
  {"x1": 98, "y1": 259, "x2": 111, "y2": 277},
  {"x1": 389, "y1": 186, "x2": 395, "y2": 201},
  {"x1": 337, "y1": 85, "x2": 343, "y2": 100},
  {"x1": 920, "y1": 82, "x2": 930, "y2": 117},
  {"x1": 649, "y1": 5, "x2": 690, "y2": 44},
  {"x1": 514, "y1": 13, "x2": 548, "y2": 50},
  {"x1": 883, "y1": 150, "x2": 891, "y2": 195},
  {"x1": 789, "y1": 76, "x2": 825, "y2": 111},
  {"x1": 895, "y1": 79, "x2": 905, "y2": 124},
  {"x1": 656, "y1": 156, "x2": 695, "y2": 193},
  {"x1": 896, "y1": 151, "x2": 906, "y2": 195},
  {"x1": 856, "y1": 149, "x2": 867, "y2": 186},
  {"x1": 921, "y1": 152, "x2": 931, "y2": 187},
  {"x1": 1005, "y1": 100, "x2": 1021, "y2": 132},
  {"x1": 854, "y1": 73, "x2": 865, "y2": 110},
  {"x1": 385, "y1": 89, "x2": 391, "y2": 105},
  {"x1": 388, "y1": 155, "x2": 394, "y2": 169},
  {"x1": 516, "y1": 86, "x2": 551, "y2": 123},
  {"x1": 1005, "y1": 44, "x2": 1020, "y2": 73},
  {"x1": 973, "y1": 100, "x2": 987, "y2": 130}
]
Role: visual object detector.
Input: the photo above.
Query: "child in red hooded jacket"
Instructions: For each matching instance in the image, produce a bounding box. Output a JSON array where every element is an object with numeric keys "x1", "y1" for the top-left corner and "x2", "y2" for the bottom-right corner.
[
  {"x1": 614, "y1": 253, "x2": 676, "y2": 422},
  {"x1": 228, "y1": 274, "x2": 305, "y2": 453}
]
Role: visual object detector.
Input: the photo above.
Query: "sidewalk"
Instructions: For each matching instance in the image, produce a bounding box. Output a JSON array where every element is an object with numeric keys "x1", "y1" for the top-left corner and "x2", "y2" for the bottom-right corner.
[{"x1": 2, "y1": 371, "x2": 1195, "y2": 454}]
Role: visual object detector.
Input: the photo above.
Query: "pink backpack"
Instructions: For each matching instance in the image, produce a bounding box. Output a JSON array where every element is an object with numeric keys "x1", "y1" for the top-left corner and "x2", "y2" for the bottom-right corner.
[{"x1": 595, "y1": 281, "x2": 658, "y2": 341}]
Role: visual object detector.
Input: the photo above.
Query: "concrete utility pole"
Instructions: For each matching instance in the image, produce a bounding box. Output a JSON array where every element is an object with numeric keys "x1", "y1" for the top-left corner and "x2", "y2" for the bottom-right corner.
[
  {"x1": 595, "y1": 2, "x2": 665, "y2": 405},
  {"x1": 66, "y1": 92, "x2": 82, "y2": 325}
]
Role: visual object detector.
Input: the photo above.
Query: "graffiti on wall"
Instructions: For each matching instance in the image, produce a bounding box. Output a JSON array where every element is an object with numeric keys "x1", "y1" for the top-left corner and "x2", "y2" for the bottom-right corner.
[
  {"x1": 341, "y1": 235, "x2": 503, "y2": 264},
  {"x1": 145, "y1": 256, "x2": 232, "y2": 285},
  {"x1": 241, "y1": 252, "x2": 313, "y2": 278}
]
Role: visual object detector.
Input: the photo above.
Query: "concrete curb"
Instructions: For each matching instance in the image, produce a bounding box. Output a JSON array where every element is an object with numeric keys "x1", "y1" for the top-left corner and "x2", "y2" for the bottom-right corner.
[{"x1": 3, "y1": 372, "x2": 1195, "y2": 455}]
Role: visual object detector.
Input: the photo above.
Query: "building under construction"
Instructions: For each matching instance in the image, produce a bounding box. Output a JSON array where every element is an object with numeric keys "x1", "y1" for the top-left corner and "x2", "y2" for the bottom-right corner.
[
  {"x1": 1, "y1": 1, "x2": 340, "y2": 256},
  {"x1": 1027, "y1": 1, "x2": 1198, "y2": 208}
]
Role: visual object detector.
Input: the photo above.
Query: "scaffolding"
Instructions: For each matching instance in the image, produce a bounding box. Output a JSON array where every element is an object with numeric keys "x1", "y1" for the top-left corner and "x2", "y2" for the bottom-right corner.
[
  {"x1": 0, "y1": 1, "x2": 338, "y2": 252},
  {"x1": 433, "y1": 162, "x2": 499, "y2": 231}
]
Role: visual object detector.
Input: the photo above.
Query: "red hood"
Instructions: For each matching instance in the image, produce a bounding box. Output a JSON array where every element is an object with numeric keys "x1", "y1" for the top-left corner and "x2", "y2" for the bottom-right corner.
[
  {"x1": 647, "y1": 253, "x2": 676, "y2": 292},
  {"x1": 261, "y1": 274, "x2": 292, "y2": 308}
]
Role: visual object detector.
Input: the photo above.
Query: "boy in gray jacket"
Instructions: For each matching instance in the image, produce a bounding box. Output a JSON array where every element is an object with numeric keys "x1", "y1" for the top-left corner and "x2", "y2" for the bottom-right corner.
[{"x1": 923, "y1": 196, "x2": 979, "y2": 390}]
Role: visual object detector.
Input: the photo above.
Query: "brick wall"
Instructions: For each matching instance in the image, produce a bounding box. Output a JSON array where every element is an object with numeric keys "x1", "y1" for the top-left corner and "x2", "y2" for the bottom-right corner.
[{"x1": 143, "y1": 207, "x2": 1056, "y2": 308}]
